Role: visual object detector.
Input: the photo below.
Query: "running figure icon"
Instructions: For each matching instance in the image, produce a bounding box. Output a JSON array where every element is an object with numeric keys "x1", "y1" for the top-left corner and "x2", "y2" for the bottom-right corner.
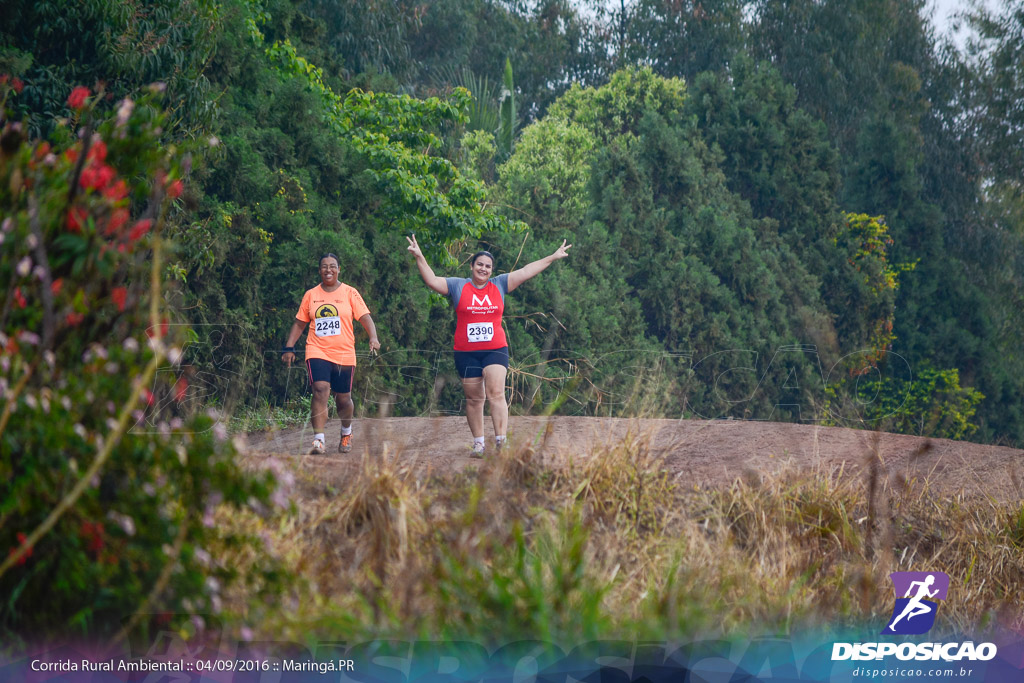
[
  {"x1": 888, "y1": 575, "x2": 939, "y2": 631},
  {"x1": 883, "y1": 571, "x2": 949, "y2": 635}
]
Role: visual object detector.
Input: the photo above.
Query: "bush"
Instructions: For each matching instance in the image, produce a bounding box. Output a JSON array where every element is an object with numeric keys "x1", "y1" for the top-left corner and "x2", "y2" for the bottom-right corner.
[
  {"x1": 0, "y1": 79, "x2": 282, "y2": 642},
  {"x1": 824, "y1": 366, "x2": 984, "y2": 440}
]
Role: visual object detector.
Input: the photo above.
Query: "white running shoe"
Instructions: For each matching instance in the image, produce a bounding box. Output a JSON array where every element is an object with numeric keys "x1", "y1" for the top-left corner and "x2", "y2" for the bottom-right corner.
[
  {"x1": 309, "y1": 438, "x2": 326, "y2": 455},
  {"x1": 470, "y1": 441, "x2": 485, "y2": 458}
]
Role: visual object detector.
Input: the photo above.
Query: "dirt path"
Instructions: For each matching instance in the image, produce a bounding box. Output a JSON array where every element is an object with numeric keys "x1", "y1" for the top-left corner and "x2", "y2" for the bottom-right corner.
[{"x1": 241, "y1": 417, "x2": 1024, "y2": 502}]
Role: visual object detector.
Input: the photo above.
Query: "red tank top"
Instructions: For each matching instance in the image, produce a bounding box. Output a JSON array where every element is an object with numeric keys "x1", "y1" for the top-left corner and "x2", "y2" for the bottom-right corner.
[{"x1": 452, "y1": 278, "x2": 507, "y2": 351}]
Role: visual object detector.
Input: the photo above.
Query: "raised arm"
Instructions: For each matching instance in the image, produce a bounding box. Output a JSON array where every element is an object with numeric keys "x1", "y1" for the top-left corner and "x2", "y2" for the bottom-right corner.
[
  {"x1": 507, "y1": 239, "x2": 572, "y2": 292},
  {"x1": 407, "y1": 234, "x2": 448, "y2": 295}
]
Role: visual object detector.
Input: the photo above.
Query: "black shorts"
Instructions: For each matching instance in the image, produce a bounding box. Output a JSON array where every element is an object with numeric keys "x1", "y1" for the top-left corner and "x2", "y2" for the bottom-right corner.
[
  {"x1": 306, "y1": 358, "x2": 354, "y2": 394},
  {"x1": 454, "y1": 346, "x2": 509, "y2": 379}
]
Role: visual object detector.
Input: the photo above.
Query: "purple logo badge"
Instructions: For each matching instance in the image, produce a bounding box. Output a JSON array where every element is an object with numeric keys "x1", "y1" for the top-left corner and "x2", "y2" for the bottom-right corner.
[{"x1": 883, "y1": 572, "x2": 950, "y2": 635}]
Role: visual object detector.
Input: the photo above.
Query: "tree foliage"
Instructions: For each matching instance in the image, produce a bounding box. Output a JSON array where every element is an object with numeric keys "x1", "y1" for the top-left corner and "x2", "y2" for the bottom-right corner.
[
  {"x1": 5, "y1": 0, "x2": 1023, "y2": 449},
  {"x1": 0, "y1": 0, "x2": 220, "y2": 138}
]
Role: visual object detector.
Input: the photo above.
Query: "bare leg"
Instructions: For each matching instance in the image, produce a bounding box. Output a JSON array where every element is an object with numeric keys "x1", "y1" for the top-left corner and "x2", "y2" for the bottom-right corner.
[
  {"x1": 334, "y1": 392, "x2": 354, "y2": 428},
  {"x1": 483, "y1": 364, "x2": 508, "y2": 438},
  {"x1": 310, "y1": 381, "x2": 331, "y2": 432},
  {"x1": 462, "y1": 377, "x2": 485, "y2": 438}
]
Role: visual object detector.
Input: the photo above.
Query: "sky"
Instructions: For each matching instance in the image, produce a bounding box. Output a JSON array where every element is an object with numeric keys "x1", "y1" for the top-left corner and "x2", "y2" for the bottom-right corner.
[{"x1": 929, "y1": 0, "x2": 1002, "y2": 48}]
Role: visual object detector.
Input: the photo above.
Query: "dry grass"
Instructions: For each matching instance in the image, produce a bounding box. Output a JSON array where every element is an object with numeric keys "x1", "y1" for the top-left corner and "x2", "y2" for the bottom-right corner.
[{"x1": 214, "y1": 429, "x2": 1024, "y2": 645}]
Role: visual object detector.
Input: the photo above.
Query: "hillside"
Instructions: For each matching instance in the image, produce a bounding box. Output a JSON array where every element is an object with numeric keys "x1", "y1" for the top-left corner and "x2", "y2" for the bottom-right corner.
[{"x1": 243, "y1": 417, "x2": 1024, "y2": 502}]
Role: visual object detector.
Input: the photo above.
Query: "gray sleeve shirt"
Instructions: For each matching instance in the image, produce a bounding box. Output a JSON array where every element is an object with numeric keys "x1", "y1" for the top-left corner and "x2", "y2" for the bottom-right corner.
[{"x1": 445, "y1": 273, "x2": 509, "y2": 306}]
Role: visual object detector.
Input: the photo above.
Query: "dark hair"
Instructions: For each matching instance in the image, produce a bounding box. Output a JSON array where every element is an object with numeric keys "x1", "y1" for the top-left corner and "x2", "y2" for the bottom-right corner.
[
  {"x1": 319, "y1": 253, "x2": 339, "y2": 266},
  {"x1": 470, "y1": 250, "x2": 494, "y2": 268}
]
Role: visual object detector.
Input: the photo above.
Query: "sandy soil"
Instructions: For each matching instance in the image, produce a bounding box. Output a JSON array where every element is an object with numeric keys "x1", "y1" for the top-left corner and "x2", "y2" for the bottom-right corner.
[{"x1": 240, "y1": 416, "x2": 1024, "y2": 502}]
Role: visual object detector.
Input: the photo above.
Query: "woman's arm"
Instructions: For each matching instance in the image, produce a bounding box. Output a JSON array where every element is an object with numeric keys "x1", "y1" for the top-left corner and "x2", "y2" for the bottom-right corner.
[
  {"x1": 281, "y1": 318, "x2": 307, "y2": 366},
  {"x1": 507, "y1": 239, "x2": 572, "y2": 292},
  {"x1": 358, "y1": 313, "x2": 381, "y2": 354},
  {"x1": 406, "y1": 234, "x2": 448, "y2": 295}
]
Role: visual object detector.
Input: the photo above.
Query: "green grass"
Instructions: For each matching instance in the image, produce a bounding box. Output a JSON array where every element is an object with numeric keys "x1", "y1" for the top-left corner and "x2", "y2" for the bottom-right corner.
[{"x1": 229, "y1": 396, "x2": 312, "y2": 433}]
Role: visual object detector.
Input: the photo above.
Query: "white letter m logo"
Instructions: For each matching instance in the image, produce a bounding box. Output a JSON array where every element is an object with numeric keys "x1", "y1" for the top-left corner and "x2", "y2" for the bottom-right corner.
[{"x1": 471, "y1": 294, "x2": 492, "y2": 306}]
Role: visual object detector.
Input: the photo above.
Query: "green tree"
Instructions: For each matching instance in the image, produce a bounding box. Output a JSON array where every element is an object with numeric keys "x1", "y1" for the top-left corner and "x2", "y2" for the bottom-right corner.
[
  {"x1": 0, "y1": 0, "x2": 219, "y2": 138},
  {"x1": 492, "y1": 68, "x2": 839, "y2": 420},
  {"x1": 619, "y1": 0, "x2": 747, "y2": 81},
  {"x1": 176, "y1": 0, "x2": 524, "y2": 417},
  {"x1": 966, "y1": 0, "x2": 1024, "y2": 199}
]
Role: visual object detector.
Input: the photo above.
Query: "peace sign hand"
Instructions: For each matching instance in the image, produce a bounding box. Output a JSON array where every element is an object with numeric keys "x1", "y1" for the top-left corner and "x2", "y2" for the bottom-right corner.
[
  {"x1": 551, "y1": 239, "x2": 573, "y2": 260},
  {"x1": 406, "y1": 234, "x2": 423, "y2": 259}
]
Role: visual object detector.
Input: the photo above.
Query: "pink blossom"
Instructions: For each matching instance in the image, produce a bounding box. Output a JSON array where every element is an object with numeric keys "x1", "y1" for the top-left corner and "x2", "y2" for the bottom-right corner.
[{"x1": 116, "y1": 98, "x2": 134, "y2": 125}]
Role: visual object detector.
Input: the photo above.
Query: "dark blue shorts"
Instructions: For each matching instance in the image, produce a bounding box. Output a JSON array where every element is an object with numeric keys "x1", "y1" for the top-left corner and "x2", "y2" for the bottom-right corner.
[
  {"x1": 454, "y1": 346, "x2": 509, "y2": 379},
  {"x1": 306, "y1": 358, "x2": 354, "y2": 394}
]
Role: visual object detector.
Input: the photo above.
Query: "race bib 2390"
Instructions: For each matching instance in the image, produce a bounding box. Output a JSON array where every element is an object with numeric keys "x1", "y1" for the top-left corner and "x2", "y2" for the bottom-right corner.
[{"x1": 466, "y1": 322, "x2": 494, "y2": 343}]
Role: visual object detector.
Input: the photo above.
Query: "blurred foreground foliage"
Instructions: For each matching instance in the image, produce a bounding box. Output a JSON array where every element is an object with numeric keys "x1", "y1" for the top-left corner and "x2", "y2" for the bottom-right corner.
[{"x1": 0, "y1": 82, "x2": 283, "y2": 642}]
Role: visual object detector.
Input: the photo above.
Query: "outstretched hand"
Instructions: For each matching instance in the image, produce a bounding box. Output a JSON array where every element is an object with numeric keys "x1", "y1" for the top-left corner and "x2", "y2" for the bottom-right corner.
[
  {"x1": 406, "y1": 234, "x2": 423, "y2": 258},
  {"x1": 551, "y1": 239, "x2": 572, "y2": 260}
]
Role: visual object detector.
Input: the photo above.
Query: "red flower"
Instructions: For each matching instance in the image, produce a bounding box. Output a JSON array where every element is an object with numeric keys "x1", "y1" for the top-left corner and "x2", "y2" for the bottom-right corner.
[
  {"x1": 50, "y1": 278, "x2": 63, "y2": 295},
  {"x1": 0, "y1": 75, "x2": 7, "y2": 86},
  {"x1": 8, "y1": 532, "x2": 33, "y2": 565},
  {"x1": 97, "y1": 165, "x2": 115, "y2": 189},
  {"x1": 87, "y1": 140, "x2": 107, "y2": 163},
  {"x1": 143, "y1": 389, "x2": 155, "y2": 406},
  {"x1": 128, "y1": 218, "x2": 151, "y2": 241},
  {"x1": 65, "y1": 312, "x2": 85, "y2": 326},
  {"x1": 174, "y1": 377, "x2": 189, "y2": 402},
  {"x1": 111, "y1": 287, "x2": 127, "y2": 312},
  {"x1": 145, "y1": 318, "x2": 170, "y2": 339},
  {"x1": 103, "y1": 179, "x2": 129, "y2": 201},
  {"x1": 66, "y1": 206, "x2": 87, "y2": 232},
  {"x1": 167, "y1": 179, "x2": 183, "y2": 199},
  {"x1": 80, "y1": 164, "x2": 115, "y2": 191},
  {"x1": 34, "y1": 142, "x2": 51, "y2": 161},
  {"x1": 105, "y1": 208, "x2": 129, "y2": 235},
  {"x1": 79, "y1": 521, "x2": 105, "y2": 554},
  {"x1": 67, "y1": 86, "x2": 90, "y2": 110},
  {"x1": 11, "y1": 78, "x2": 23, "y2": 94},
  {"x1": 64, "y1": 147, "x2": 79, "y2": 163},
  {"x1": 78, "y1": 166, "x2": 97, "y2": 189},
  {"x1": 13, "y1": 287, "x2": 26, "y2": 309}
]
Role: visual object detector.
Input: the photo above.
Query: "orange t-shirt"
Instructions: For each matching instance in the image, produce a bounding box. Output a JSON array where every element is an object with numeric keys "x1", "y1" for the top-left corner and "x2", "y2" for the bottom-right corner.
[{"x1": 295, "y1": 283, "x2": 371, "y2": 366}]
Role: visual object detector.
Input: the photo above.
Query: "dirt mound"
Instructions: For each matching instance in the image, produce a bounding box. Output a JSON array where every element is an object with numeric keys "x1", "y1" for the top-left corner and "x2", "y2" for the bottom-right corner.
[{"x1": 241, "y1": 417, "x2": 1024, "y2": 502}]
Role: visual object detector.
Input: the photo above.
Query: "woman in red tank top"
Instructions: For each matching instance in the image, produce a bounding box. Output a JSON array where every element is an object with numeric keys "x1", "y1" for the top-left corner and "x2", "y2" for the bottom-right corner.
[{"x1": 408, "y1": 234, "x2": 572, "y2": 456}]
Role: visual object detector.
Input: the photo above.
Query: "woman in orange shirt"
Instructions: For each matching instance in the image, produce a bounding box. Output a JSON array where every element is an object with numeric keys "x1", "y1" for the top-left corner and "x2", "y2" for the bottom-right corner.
[{"x1": 282, "y1": 253, "x2": 380, "y2": 455}]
